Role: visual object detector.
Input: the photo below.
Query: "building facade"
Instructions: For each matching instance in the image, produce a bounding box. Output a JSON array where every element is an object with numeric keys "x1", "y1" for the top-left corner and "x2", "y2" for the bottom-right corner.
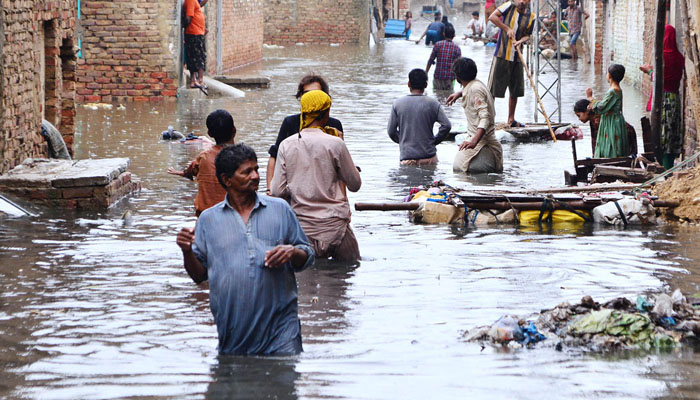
[
  {"x1": 77, "y1": 0, "x2": 264, "y2": 103},
  {"x1": 264, "y1": 0, "x2": 370, "y2": 45},
  {"x1": 0, "y1": 1, "x2": 78, "y2": 174},
  {"x1": 582, "y1": 0, "x2": 698, "y2": 158}
]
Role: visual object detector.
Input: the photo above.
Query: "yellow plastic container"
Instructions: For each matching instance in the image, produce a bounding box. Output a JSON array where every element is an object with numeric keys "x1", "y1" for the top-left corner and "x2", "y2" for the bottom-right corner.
[{"x1": 519, "y1": 209, "x2": 590, "y2": 227}]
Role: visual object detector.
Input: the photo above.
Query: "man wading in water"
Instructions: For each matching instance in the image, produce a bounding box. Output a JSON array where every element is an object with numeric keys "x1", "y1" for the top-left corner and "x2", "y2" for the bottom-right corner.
[
  {"x1": 176, "y1": 144, "x2": 314, "y2": 355},
  {"x1": 387, "y1": 68, "x2": 452, "y2": 166},
  {"x1": 271, "y1": 90, "x2": 362, "y2": 262}
]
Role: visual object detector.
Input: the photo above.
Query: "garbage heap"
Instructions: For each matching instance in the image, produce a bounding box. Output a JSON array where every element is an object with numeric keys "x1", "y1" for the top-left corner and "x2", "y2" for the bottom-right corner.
[
  {"x1": 654, "y1": 165, "x2": 700, "y2": 223},
  {"x1": 464, "y1": 290, "x2": 700, "y2": 351}
]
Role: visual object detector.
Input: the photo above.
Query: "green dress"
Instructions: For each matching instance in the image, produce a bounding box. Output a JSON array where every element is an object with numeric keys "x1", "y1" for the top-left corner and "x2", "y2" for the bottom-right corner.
[{"x1": 592, "y1": 88, "x2": 629, "y2": 158}]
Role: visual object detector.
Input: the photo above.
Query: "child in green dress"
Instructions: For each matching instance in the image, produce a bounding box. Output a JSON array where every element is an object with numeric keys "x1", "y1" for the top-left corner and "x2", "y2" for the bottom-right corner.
[{"x1": 585, "y1": 64, "x2": 630, "y2": 158}]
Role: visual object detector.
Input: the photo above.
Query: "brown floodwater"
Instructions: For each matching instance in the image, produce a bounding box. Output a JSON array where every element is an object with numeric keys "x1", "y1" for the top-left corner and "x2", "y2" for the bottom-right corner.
[{"x1": 1, "y1": 15, "x2": 699, "y2": 399}]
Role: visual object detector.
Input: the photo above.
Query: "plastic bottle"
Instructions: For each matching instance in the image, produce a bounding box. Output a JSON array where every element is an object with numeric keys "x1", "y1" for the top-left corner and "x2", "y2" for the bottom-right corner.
[{"x1": 488, "y1": 316, "x2": 519, "y2": 343}]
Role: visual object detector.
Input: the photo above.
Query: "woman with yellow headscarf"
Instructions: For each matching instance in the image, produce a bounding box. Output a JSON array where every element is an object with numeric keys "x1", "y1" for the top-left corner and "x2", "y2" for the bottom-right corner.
[{"x1": 270, "y1": 89, "x2": 362, "y2": 262}]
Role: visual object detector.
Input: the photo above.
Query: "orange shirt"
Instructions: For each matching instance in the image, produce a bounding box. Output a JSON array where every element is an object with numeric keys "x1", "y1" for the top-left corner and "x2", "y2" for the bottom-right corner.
[
  {"x1": 184, "y1": 0, "x2": 206, "y2": 36},
  {"x1": 184, "y1": 145, "x2": 227, "y2": 215}
]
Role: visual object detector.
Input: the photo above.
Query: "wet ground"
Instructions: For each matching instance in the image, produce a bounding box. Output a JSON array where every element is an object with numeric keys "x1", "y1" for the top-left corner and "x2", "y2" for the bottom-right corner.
[{"x1": 2, "y1": 14, "x2": 700, "y2": 400}]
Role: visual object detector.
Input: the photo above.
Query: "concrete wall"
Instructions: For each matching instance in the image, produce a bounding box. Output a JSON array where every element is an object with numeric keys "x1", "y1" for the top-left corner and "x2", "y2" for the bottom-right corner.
[
  {"x1": 607, "y1": 0, "x2": 647, "y2": 87},
  {"x1": 0, "y1": 1, "x2": 77, "y2": 174},
  {"x1": 264, "y1": 0, "x2": 370, "y2": 45},
  {"x1": 78, "y1": 0, "x2": 264, "y2": 103}
]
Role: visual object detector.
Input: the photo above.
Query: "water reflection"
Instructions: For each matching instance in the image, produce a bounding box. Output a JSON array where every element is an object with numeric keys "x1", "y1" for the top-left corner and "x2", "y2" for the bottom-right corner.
[{"x1": 206, "y1": 356, "x2": 299, "y2": 400}]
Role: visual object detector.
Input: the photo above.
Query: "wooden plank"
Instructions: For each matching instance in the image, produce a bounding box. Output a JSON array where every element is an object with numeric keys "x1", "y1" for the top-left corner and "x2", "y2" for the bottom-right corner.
[{"x1": 591, "y1": 165, "x2": 653, "y2": 184}]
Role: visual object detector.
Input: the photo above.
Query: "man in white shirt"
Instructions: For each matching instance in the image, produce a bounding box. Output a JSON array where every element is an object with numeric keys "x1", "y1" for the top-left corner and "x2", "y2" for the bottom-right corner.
[{"x1": 465, "y1": 11, "x2": 485, "y2": 37}]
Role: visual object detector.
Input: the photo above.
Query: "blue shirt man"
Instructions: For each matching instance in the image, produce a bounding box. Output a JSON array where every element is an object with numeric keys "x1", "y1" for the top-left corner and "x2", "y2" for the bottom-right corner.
[{"x1": 177, "y1": 144, "x2": 314, "y2": 356}]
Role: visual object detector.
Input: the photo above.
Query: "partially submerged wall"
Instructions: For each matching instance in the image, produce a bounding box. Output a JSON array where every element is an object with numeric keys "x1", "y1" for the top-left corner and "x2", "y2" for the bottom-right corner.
[
  {"x1": 0, "y1": 1, "x2": 77, "y2": 174},
  {"x1": 264, "y1": 0, "x2": 370, "y2": 45}
]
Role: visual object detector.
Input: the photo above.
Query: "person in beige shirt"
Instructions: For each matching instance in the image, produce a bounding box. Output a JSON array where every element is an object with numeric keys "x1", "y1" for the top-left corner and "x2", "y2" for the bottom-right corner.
[
  {"x1": 447, "y1": 57, "x2": 503, "y2": 173},
  {"x1": 270, "y1": 90, "x2": 362, "y2": 262}
]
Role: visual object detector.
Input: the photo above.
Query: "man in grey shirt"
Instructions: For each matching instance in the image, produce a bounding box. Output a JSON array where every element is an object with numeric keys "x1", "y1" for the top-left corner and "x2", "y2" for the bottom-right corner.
[
  {"x1": 176, "y1": 144, "x2": 314, "y2": 356},
  {"x1": 387, "y1": 68, "x2": 452, "y2": 165}
]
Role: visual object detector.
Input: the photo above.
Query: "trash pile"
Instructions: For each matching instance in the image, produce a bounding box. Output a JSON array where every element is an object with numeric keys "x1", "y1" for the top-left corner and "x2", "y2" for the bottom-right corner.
[
  {"x1": 654, "y1": 164, "x2": 700, "y2": 223},
  {"x1": 463, "y1": 290, "x2": 700, "y2": 351}
]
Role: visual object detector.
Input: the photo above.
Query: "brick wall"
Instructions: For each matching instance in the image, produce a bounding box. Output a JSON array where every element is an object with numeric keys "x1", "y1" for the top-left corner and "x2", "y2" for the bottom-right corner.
[
  {"x1": 583, "y1": 0, "x2": 605, "y2": 72},
  {"x1": 78, "y1": 0, "x2": 264, "y2": 102},
  {"x1": 77, "y1": 0, "x2": 179, "y2": 103},
  {"x1": 0, "y1": 1, "x2": 77, "y2": 174},
  {"x1": 206, "y1": 0, "x2": 264, "y2": 74},
  {"x1": 264, "y1": 0, "x2": 370, "y2": 45}
]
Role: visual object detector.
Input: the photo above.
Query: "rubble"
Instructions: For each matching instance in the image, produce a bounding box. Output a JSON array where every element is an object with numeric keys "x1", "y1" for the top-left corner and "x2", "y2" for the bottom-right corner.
[
  {"x1": 463, "y1": 290, "x2": 700, "y2": 351},
  {"x1": 654, "y1": 165, "x2": 700, "y2": 223}
]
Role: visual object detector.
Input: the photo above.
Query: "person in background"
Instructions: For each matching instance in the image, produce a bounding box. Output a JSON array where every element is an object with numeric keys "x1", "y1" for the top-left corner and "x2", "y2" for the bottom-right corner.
[
  {"x1": 176, "y1": 144, "x2": 314, "y2": 356},
  {"x1": 442, "y1": 15, "x2": 454, "y2": 33},
  {"x1": 416, "y1": 13, "x2": 445, "y2": 45},
  {"x1": 640, "y1": 25, "x2": 685, "y2": 169},
  {"x1": 168, "y1": 109, "x2": 235, "y2": 216},
  {"x1": 485, "y1": 0, "x2": 497, "y2": 17},
  {"x1": 266, "y1": 74, "x2": 344, "y2": 193},
  {"x1": 573, "y1": 99, "x2": 637, "y2": 156},
  {"x1": 387, "y1": 69, "x2": 452, "y2": 166},
  {"x1": 465, "y1": 11, "x2": 485, "y2": 38},
  {"x1": 565, "y1": 0, "x2": 589, "y2": 60},
  {"x1": 403, "y1": 11, "x2": 413, "y2": 40},
  {"x1": 183, "y1": 0, "x2": 207, "y2": 90},
  {"x1": 426, "y1": 25, "x2": 461, "y2": 91},
  {"x1": 448, "y1": 58, "x2": 503, "y2": 173},
  {"x1": 271, "y1": 90, "x2": 362, "y2": 262},
  {"x1": 586, "y1": 64, "x2": 630, "y2": 158},
  {"x1": 487, "y1": 0, "x2": 535, "y2": 127}
]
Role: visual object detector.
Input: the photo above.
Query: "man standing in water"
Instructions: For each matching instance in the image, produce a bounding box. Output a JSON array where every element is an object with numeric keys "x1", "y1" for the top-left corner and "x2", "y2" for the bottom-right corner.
[
  {"x1": 426, "y1": 25, "x2": 461, "y2": 91},
  {"x1": 387, "y1": 69, "x2": 452, "y2": 166},
  {"x1": 176, "y1": 144, "x2": 314, "y2": 355},
  {"x1": 488, "y1": 0, "x2": 535, "y2": 127},
  {"x1": 271, "y1": 90, "x2": 362, "y2": 262}
]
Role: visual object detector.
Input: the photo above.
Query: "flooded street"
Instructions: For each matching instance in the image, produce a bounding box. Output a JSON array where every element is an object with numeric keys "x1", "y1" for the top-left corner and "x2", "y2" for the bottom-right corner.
[{"x1": 2, "y1": 18, "x2": 700, "y2": 399}]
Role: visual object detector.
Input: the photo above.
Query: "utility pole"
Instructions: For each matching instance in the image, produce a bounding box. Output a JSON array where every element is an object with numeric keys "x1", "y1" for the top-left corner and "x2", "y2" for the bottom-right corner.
[{"x1": 651, "y1": 0, "x2": 666, "y2": 163}]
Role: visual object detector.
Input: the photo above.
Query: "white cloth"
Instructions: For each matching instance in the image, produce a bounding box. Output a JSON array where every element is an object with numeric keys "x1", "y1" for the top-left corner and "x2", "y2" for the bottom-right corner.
[
  {"x1": 452, "y1": 79, "x2": 503, "y2": 173},
  {"x1": 466, "y1": 19, "x2": 485, "y2": 36}
]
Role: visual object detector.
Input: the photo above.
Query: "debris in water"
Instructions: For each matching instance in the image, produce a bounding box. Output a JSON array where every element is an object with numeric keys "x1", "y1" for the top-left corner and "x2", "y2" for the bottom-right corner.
[
  {"x1": 82, "y1": 103, "x2": 113, "y2": 110},
  {"x1": 463, "y1": 290, "x2": 700, "y2": 351}
]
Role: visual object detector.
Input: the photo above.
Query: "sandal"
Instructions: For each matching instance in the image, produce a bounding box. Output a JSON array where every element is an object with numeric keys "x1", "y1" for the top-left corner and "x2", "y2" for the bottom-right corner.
[
  {"x1": 510, "y1": 120, "x2": 525, "y2": 128},
  {"x1": 198, "y1": 83, "x2": 209, "y2": 96}
]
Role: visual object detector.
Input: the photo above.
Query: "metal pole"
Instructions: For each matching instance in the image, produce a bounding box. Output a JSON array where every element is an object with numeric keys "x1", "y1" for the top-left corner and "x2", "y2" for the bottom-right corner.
[
  {"x1": 177, "y1": 0, "x2": 184, "y2": 88},
  {"x1": 534, "y1": 0, "x2": 540, "y2": 123},
  {"x1": 556, "y1": 0, "x2": 561, "y2": 123},
  {"x1": 532, "y1": 0, "x2": 562, "y2": 124},
  {"x1": 651, "y1": 0, "x2": 666, "y2": 162},
  {"x1": 216, "y1": 0, "x2": 222, "y2": 75}
]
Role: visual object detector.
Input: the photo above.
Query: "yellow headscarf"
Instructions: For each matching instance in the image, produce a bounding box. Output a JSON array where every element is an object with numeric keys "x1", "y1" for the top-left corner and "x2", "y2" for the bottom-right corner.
[{"x1": 299, "y1": 90, "x2": 340, "y2": 137}]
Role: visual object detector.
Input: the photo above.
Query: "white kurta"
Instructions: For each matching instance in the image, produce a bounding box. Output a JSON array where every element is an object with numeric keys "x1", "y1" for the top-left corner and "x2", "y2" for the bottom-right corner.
[{"x1": 452, "y1": 79, "x2": 504, "y2": 173}]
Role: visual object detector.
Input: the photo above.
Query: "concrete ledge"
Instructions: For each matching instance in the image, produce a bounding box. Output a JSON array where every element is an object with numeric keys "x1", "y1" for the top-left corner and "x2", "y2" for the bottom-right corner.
[
  {"x1": 214, "y1": 75, "x2": 271, "y2": 88},
  {"x1": 0, "y1": 158, "x2": 140, "y2": 209}
]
